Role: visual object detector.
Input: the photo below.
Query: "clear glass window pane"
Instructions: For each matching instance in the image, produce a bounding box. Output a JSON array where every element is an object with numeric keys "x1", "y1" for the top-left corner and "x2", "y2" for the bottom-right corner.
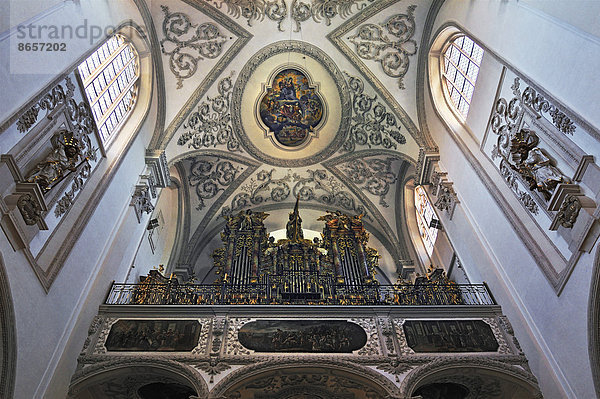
[
  {"x1": 79, "y1": 34, "x2": 139, "y2": 145},
  {"x1": 442, "y1": 34, "x2": 484, "y2": 119}
]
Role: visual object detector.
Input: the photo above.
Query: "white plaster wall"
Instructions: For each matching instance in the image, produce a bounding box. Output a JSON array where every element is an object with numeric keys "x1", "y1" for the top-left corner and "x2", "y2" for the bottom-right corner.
[
  {"x1": 426, "y1": 1, "x2": 600, "y2": 397},
  {"x1": 0, "y1": 1, "x2": 158, "y2": 397}
]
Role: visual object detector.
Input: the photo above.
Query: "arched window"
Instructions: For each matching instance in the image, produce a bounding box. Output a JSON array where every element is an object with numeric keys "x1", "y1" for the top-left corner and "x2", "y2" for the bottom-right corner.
[
  {"x1": 414, "y1": 185, "x2": 438, "y2": 256},
  {"x1": 77, "y1": 34, "x2": 139, "y2": 146},
  {"x1": 442, "y1": 35, "x2": 483, "y2": 118}
]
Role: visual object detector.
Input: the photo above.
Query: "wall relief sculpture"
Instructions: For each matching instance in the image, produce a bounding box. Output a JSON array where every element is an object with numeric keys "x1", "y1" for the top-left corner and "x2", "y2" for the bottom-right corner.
[
  {"x1": 131, "y1": 184, "x2": 154, "y2": 223},
  {"x1": 160, "y1": 5, "x2": 228, "y2": 89},
  {"x1": 349, "y1": 5, "x2": 417, "y2": 89},
  {"x1": 105, "y1": 319, "x2": 202, "y2": 351},
  {"x1": 493, "y1": 126, "x2": 570, "y2": 202},
  {"x1": 258, "y1": 68, "x2": 324, "y2": 148},
  {"x1": 178, "y1": 73, "x2": 240, "y2": 151},
  {"x1": 343, "y1": 73, "x2": 406, "y2": 152},
  {"x1": 238, "y1": 320, "x2": 367, "y2": 353},
  {"x1": 19, "y1": 88, "x2": 98, "y2": 219},
  {"x1": 490, "y1": 77, "x2": 574, "y2": 216},
  {"x1": 402, "y1": 320, "x2": 499, "y2": 353}
]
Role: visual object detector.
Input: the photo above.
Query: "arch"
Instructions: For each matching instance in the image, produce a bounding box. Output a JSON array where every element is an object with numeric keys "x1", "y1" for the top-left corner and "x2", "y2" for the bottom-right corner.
[
  {"x1": 0, "y1": 253, "x2": 17, "y2": 399},
  {"x1": 400, "y1": 358, "x2": 541, "y2": 398},
  {"x1": 588, "y1": 244, "x2": 600, "y2": 398},
  {"x1": 68, "y1": 358, "x2": 208, "y2": 399},
  {"x1": 209, "y1": 359, "x2": 400, "y2": 399}
]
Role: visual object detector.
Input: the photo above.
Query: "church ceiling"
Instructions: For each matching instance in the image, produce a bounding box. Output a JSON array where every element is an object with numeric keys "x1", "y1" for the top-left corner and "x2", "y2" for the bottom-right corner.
[{"x1": 149, "y1": 0, "x2": 435, "y2": 278}]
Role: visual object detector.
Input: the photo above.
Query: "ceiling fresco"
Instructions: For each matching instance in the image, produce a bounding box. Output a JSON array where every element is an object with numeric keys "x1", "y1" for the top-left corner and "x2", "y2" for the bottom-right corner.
[{"x1": 151, "y1": 0, "x2": 436, "y2": 282}]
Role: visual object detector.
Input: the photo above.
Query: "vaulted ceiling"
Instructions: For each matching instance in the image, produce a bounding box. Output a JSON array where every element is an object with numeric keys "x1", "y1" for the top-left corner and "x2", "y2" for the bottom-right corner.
[{"x1": 149, "y1": 0, "x2": 439, "y2": 282}]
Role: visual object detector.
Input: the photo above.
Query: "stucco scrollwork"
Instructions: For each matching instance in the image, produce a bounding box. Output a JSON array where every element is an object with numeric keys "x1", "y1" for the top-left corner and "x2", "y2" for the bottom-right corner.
[
  {"x1": 221, "y1": 168, "x2": 369, "y2": 219},
  {"x1": 339, "y1": 157, "x2": 397, "y2": 207},
  {"x1": 491, "y1": 77, "x2": 572, "y2": 206},
  {"x1": 225, "y1": 318, "x2": 252, "y2": 356},
  {"x1": 92, "y1": 317, "x2": 118, "y2": 354},
  {"x1": 192, "y1": 318, "x2": 213, "y2": 355},
  {"x1": 520, "y1": 81, "x2": 576, "y2": 135},
  {"x1": 160, "y1": 5, "x2": 229, "y2": 89},
  {"x1": 349, "y1": 5, "x2": 417, "y2": 89},
  {"x1": 291, "y1": 0, "x2": 374, "y2": 31},
  {"x1": 392, "y1": 318, "x2": 415, "y2": 356},
  {"x1": 16, "y1": 76, "x2": 76, "y2": 133},
  {"x1": 350, "y1": 318, "x2": 380, "y2": 356},
  {"x1": 178, "y1": 73, "x2": 240, "y2": 151},
  {"x1": 189, "y1": 158, "x2": 241, "y2": 210},
  {"x1": 22, "y1": 96, "x2": 98, "y2": 218},
  {"x1": 343, "y1": 73, "x2": 406, "y2": 152},
  {"x1": 208, "y1": 0, "x2": 373, "y2": 32},
  {"x1": 211, "y1": 0, "x2": 287, "y2": 30}
]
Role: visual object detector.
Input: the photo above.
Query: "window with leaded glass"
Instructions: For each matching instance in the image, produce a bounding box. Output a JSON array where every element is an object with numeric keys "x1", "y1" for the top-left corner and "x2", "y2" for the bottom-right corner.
[
  {"x1": 78, "y1": 34, "x2": 139, "y2": 146},
  {"x1": 442, "y1": 35, "x2": 483, "y2": 118}
]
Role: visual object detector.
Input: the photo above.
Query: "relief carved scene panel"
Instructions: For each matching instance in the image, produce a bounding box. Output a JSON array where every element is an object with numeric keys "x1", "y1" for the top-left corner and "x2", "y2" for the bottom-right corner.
[
  {"x1": 402, "y1": 320, "x2": 499, "y2": 353},
  {"x1": 238, "y1": 320, "x2": 367, "y2": 353},
  {"x1": 105, "y1": 319, "x2": 202, "y2": 352}
]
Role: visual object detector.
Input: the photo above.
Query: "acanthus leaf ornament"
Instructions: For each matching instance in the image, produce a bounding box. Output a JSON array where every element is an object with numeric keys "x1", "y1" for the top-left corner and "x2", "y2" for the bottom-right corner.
[
  {"x1": 222, "y1": 169, "x2": 369, "y2": 219},
  {"x1": 207, "y1": 0, "x2": 373, "y2": 32},
  {"x1": 343, "y1": 73, "x2": 406, "y2": 152},
  {"x1": 349, "y1": 5, "x2": 417, "y2": 89},
  {"x1": 340, "y1": 157, "x2": 397, "y2": 207},
  {"x1": 376, "y1": 359, "x2": 412, "y2": 382},
  {"x1": 188, "y1": 158, "x2": 241, "y2": 210},
  {"x1": 160, "y1": 5, "x2": 228, "y2": 89},
  {"x1": 178, "y1": 74, "x2": 240, "y2": 151},
  {"x1": 16, "y1": 76, "x2": 76, "y2": 133},
  {"x1": 195, "y1": 357, "x2": 231, "y2": 383}
]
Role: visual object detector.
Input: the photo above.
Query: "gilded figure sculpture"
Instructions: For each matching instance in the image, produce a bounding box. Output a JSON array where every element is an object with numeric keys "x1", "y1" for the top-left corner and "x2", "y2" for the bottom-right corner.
[{"x1": 25, "y1": 128, "x2": 82, "y2": 193}]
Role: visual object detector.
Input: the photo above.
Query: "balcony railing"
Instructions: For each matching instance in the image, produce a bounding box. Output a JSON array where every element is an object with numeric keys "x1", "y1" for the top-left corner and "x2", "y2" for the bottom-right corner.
[{"x1": 105, "y1": 282, "x2": 495, "y2": 306}]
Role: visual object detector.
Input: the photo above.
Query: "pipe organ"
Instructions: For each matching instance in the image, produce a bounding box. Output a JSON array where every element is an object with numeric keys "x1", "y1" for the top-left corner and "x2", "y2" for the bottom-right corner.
[{"x1": 212, "y1": 197, "x2": 380, "y2": 303}]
